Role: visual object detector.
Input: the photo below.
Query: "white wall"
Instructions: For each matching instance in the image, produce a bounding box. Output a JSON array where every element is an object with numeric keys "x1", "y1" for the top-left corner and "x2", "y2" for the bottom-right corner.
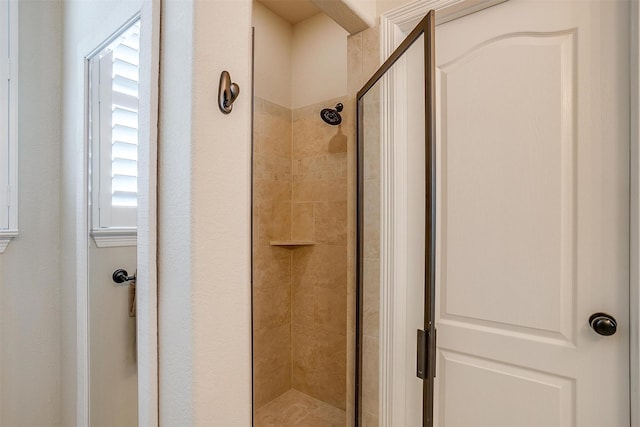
[
  {"x1": 0, "y1": 2, "x2": 62, "y2": 425},
  {"x1": 292, "y1": 13, "x2": 348, "y2": 109},
  {"x1": 159, "y1": 0, "x2": 253, "y2": 423},
  {"x1": 253, "y1": 2, "x2": 292, "y2": 107}
]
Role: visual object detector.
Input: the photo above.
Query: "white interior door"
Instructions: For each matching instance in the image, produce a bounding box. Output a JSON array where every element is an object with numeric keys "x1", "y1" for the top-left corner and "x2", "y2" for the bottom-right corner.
[{"x1": 434, "y1": 0, "x2": 630, "y2": 426}]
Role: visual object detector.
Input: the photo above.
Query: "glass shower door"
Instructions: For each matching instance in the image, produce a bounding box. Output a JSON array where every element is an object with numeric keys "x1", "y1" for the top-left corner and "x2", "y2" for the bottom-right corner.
[{"x1": 356, "y1": 10, "x2": 435, "y2": 427}]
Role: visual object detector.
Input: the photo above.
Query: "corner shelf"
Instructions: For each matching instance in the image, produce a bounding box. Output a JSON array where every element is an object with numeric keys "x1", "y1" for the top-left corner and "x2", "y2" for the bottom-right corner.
[{"x1": 270, "y1": 240, "x2": 316, "y2": 248}]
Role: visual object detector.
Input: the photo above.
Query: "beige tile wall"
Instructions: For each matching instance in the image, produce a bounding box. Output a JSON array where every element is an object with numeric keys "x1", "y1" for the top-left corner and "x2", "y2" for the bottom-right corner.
[
  {"x1": 290, "y1": 96, "x2": 350, "y2": 411},
  {"x1": 252, "y1": 24, "x2": 379, "y2": 417},
  {"x1": 253, "y1": 95, "x2": 351, "y2": 412},
  {"x1": 253, "y1": 98, "x2": 293, "y2": 409},
  {"x1": 359, "y1": 84, "x2": 382, "y2": 424},
  {"x1": 346, "y1": 25, "x2": 381, "y2": 427}
]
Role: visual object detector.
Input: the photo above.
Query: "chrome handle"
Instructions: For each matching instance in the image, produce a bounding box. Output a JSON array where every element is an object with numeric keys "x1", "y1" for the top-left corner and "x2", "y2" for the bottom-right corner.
[{"x1": 112, "y1": 269, "x2": 136, "y2": 284}]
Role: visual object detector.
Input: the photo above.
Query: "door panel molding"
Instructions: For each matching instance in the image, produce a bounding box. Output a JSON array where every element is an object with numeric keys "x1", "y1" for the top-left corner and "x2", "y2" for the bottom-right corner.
[
  {"x1": 438, "y1": 350, "x2": 575, "y2": 427},
  {"x1": 438, "y1": 29, "x2": 577, "y2": 344}
]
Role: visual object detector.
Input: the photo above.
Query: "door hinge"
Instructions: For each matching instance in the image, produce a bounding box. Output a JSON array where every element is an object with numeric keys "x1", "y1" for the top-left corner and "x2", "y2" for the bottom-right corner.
[
  {"x1": 417, "y1": 329, "x2": 428, "y2": 379},
  {"x1": 417, "y1": 328, "x2": 437, "y2": 380}
]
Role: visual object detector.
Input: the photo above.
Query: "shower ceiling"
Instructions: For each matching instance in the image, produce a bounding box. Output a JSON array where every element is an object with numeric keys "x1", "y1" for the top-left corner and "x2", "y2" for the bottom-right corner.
[{"x1": 257, "y1": 0, "x2": 321, "y2": 24}]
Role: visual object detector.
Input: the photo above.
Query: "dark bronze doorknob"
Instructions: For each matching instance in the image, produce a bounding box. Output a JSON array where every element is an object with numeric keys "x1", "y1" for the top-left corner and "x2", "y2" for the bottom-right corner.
[
  {"x1": 112, "y1": 268, "x2": 136, "y2": 284},
  {"x1": 589, "y1": 312, "x2": 617, "y2": 336}
]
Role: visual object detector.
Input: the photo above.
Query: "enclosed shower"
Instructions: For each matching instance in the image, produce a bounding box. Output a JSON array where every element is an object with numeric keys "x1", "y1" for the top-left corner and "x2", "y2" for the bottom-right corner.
[
  {"x1": 251, "y1": 2, "x2": 350, "y2": 425},
  {"x1": 250, "y1": 0, "x2": 382, "y2": 424}
]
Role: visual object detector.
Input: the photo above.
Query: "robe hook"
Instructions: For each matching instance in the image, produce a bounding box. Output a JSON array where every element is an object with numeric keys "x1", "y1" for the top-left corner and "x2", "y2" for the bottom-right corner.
[{"x1": 218, "y1": 70, "x2": 240, "y2": 114}]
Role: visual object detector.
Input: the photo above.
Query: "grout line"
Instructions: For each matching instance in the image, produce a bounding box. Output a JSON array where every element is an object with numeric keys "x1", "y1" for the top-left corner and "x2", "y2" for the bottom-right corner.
[{"x1": 289, "y1": 103, "x2": 294, "y2": 389}]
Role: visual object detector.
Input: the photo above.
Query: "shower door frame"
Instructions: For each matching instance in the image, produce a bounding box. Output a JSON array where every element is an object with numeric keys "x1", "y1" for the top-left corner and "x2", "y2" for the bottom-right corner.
[{"x1": 356, "y1": 10, "x2": 436, "y2": 426}]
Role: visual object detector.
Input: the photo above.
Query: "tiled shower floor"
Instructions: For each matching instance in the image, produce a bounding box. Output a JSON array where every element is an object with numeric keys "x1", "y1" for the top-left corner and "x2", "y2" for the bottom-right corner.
[{"x1": 254, "y1": 389, "x2": 346, "y2": 426}]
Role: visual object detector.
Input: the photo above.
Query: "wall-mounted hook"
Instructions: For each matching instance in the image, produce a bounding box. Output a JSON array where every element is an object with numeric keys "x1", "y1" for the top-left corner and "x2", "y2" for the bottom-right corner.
[{"x1": 218, "y1": 70, "x2": 240, "y2": 114}]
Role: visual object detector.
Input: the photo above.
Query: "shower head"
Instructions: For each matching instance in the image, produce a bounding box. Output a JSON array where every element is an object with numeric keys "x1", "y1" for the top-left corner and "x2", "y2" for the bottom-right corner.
[{"x1": 320, "y1": 103, "x2": 343, "y2": 126}]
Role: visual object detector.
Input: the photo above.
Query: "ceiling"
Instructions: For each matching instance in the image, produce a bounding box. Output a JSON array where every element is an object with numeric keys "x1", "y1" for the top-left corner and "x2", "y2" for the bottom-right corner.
[{"x1": 257, "y1": 0, "x2": 322, "y2": 25}]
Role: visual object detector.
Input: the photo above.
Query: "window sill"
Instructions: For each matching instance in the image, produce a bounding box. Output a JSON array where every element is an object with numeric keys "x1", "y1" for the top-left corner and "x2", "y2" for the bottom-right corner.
[
  {"x1": 91, "y1": 228, "x2": 137, "y2": 248},
  {"x1": 0, "y1": 229, "x2": 19, "y2": 253}
]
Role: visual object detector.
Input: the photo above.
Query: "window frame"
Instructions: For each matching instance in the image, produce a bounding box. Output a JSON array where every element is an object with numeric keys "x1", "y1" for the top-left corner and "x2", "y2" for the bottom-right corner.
[
  {"x1": 87, "y1": 17, "x2": 140, "y2": 248},
  {"x1": 0, "y1": 0, "x2": 19, "y2": 253}
]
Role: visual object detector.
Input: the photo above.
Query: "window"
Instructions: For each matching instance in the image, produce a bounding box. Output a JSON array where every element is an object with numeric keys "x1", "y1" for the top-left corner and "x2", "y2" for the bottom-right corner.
[
  {"x1": 89, "y1": 20, "x2": 140, "y2": 246},
  {"x1": 0, "y1": 0, "x2": 18, "y2": 253}
]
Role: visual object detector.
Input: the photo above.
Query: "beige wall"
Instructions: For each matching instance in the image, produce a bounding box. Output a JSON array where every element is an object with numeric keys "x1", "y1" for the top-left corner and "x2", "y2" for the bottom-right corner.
[
  {"x1": 253, "y1": 2, "x2": 292, "y2": 108},
  {"x1": 158, "y1": 0, "x2": 254, "y2": 423},
  {"x1": 292, "y1": 13, "x2": 349, "y2": 109},
  {"x1": 254, "y1": 4, "x2": 349, "y2": 110},
  {"x1": 346, "y1": 0, "x2": 415, "y2": 21},
  {"x1": 303, "y1": 0, "x2": 414, "y2": 35},
  {"x1": 1, "y1": 2, "x2": 62, "y2": 425},
  {"x1": 376, "y1": 0, "x2": 412, "y2": 18}
]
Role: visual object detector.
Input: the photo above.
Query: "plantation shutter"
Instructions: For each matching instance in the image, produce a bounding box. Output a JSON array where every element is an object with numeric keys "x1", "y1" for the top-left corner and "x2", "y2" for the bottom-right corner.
[{"x1": 95, "y1": 22, "x2": 140, "y2": 229}]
